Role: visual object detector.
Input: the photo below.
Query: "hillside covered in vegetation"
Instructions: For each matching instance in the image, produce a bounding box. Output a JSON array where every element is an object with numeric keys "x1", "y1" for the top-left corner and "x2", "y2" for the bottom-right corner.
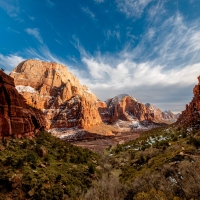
[
  {"x1": 0, "y1": 131, "x2": 99, "y2": 200},
  {"x1": 1, "y1": 123, "x2": 200, "y2": 199}
]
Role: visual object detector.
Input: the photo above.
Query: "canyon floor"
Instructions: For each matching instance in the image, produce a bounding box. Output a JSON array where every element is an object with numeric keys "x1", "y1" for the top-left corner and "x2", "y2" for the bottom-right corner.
[{"x1": 69, "y1": 130, "x2": 142, "y2": 152}]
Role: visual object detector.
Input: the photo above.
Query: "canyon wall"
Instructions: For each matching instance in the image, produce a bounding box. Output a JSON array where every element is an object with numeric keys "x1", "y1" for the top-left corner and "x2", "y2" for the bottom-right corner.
[{"x1": 0, "y1": 70, "x2": 46, "y2": 138}]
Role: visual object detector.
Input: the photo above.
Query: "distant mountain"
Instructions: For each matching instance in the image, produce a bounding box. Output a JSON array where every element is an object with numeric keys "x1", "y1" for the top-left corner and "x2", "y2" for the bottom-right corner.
[
  {"x1": 98, "y1": 94, "x2": 153, "y2": 123},
  {"x1": 145, "y1": 103, "x2": 179, "y2": 123},
  {"x1": 97, "y1": 94, "x2": 173, "y2": 130}
]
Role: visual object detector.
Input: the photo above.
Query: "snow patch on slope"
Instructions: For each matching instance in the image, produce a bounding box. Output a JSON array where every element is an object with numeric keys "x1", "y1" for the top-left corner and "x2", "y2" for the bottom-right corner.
[{"x1": 16, "y1": 85, "x2": 38, "y2": 93}]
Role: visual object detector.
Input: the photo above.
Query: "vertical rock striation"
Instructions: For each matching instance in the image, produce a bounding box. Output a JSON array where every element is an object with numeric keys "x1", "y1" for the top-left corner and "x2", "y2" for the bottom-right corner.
[
  {"x1": 0, "y1": 70, "x2": 46, "y2": 138},
  {"x1": 10, "y1": 60, "x2": 102, "y2": 129},
  {"x1": 177, "y1": 76, "x2": 200, "y2": 128}
]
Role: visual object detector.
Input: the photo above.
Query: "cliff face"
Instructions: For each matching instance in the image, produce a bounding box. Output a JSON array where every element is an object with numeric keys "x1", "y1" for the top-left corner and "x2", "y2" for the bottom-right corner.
[
  {"x1": 146, "y1": 104, "x2": 179, "y2": 123},
  {"x1": 10, "y1": 60, "x2": 102, "y2": 129},
  {"x1": 145, "y1": 103, "x2": 163, "y2": 122},
  {"x1": 0, "y1": 70, "x2": 46, "y2": 139},
  {"x1": 177, "y1": 76, "x2": 200, "y2": 128},
  {"x1": 97, "y1": 94, "x2": 155, "y2": 123},
  {"x1": 98, "y1": 94, "x2": 178, "y2": 124}
]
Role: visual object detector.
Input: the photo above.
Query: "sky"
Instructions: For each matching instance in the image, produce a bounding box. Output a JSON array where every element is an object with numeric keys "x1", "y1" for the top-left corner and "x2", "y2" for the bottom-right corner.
[{"x1": 0, "y1": 0, "x2": 200, "y2": 113}]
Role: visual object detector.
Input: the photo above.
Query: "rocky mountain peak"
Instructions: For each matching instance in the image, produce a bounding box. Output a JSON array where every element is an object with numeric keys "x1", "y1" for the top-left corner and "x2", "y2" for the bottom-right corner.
[
  {"x1": 10, "y1": 60, "x2": 102, "y2": 129},
  {"x1": 178, "y1": 75, "x2": 200, "y2": 128}
]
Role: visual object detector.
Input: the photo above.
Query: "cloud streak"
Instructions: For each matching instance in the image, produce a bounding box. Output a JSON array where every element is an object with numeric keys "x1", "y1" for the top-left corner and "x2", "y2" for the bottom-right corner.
[
  {"x1": 0, "y1": 54, "x2": 25, "y2": 74},
  {"x1": 70, "y1": 12, "x2": 200, "y2": 112},
  {"x1": 81, "y1": 7, "x2": 96, "y2": 20},
  {"x1": 25, "y1": 28, "x2": 44, "y2": 44},
  {"x1": 116, "y1": 0, "x2": 153, "y2": 18},
  {"x1": 0, "y1": 0, "x2": 20, "y2": 17}
]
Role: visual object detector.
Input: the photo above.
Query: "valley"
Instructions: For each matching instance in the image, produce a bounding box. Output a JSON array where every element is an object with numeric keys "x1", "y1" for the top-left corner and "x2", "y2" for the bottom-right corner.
[{"x1": 0, "y1": 60, "x2": 200, "y2": 200}]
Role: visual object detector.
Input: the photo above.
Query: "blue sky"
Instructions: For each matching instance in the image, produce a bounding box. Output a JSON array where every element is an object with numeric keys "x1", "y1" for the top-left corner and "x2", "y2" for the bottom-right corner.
[{"x1": 0, "y1": 0, "x2": 200, "y2": 113}]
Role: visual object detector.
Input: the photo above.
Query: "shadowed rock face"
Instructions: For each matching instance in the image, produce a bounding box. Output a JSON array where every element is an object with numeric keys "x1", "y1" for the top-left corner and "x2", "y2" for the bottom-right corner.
[
  {"x1": 0, "y1": 70, "x2": 46, "y2": 139},
  {"x1": 177, "y1": 76, "x2": 200, "y2": 128},
  {"x1": 10, "y1": 60, "x2": 102, "y2": 129}
]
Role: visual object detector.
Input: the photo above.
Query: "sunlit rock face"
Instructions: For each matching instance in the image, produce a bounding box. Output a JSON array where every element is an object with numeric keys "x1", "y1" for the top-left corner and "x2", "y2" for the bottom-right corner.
[
  {"x1": 0, "y1": 70, "x2": 46, "y2": 138},
  {"x1": 10, "y1": 60, "x2": 102, "y2": 129},
  {"x1": 98, "y1": 94, "x2": 154, "y2": 123},
  {"x1": 146, "y1": 104, "x2": 179, "y2": 123},
  {"x1": 98, "y1": 94, "x2": 178, "y2": 125},
  {"x1": 177, "y1": 76, "x2": 200, "y2": 128}
]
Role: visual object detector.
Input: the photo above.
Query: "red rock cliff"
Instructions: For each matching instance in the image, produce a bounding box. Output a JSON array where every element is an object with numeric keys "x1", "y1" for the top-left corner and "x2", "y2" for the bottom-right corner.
[
  {"x1": 0, "y1": 70, "x2": 46, "y2": 138},
  {"x1": 177, "y1": 76, "x2": 200, "y2": 128},
  {"x1": 10, "y1": 60, "x2": 102, "y2": 129},
  {"x1": 97, "y1": 94, "x2": 155, "y2": 123}
]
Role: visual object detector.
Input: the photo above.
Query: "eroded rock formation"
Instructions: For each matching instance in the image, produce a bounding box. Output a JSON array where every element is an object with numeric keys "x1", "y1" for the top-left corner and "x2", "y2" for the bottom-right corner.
[
  {"x1": 177, "y1": 76, "x2": 200, "y2": 128},
  {"x1": 10, "y1": 60, "x2": 102, "y2": 129},
  {"x1": 146, "y1": 103, "x2": 178, "y2": 123},
  {"x1": 0, "y1": 70, "x2": 46, "y2": 138},
  {"x1": 98, "y1": 94, "x2": 178, "y2": 124},
  {"x1": 97, "y1": 94, "x2": 155, "y2": 123}
]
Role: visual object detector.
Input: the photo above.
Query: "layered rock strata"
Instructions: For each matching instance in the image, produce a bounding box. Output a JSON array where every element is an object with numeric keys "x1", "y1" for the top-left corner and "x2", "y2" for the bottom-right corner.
[
  {"x1": 146, "y1": 103, "x2": 179, "y2": 122},
  {"x1": 97, "y1": 94, "x2": 155, "y2": 123},
  {"x1": 0, "y1": 70, "x2": 46, "y2": 138},
  {"x1": 178, "y1": 76, "x2": 200, "y2": 128},
  {"x1": 98, "y1": 94, "x2": 178, "y2": 124},
  {"x1": 10, "y1": 60, "x2": 102, "y2": 129}
]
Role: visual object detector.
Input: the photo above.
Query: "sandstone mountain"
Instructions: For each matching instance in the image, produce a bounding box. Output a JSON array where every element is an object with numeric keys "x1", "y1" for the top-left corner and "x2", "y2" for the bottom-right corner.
[
  {"x1": 98, "y1": 94, "x2": 178, "y2": 127},
  {"x1": 10, "y1": 60, "x2": 102, "y2": 129},
  {"x1": 177, "y1": 76, "x2": 200, "y2": 128},
  {"x1": 0, "y1": 70, "x2": 46, "y2": 139},
  {"x1": 98, "y1": 94, "x2": 156, "y2": 123},
  {"x1": 145, "y1": 103, "x2": 179, "y2": 123}
]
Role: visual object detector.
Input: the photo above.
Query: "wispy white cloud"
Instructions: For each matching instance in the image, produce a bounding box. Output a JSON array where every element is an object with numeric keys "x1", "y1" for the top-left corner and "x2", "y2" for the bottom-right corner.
[
  {"x1": 28, "y1": 16, "x2": 35, "y2": 21},
  {"x1": 116, "y1": 0, "x2": 153, "y2": 18},
  {"x1": 104, "y1": 30, "x2": 121, "y2": 41},
  {"x1": 71, "y1": 12, "x2": 200, "y2": 112},
  {"x1": 25, "y1": 28, "x2": 43, "y2": 44},
  {"x1": 81, "y1": 7, "x2": 96, "y2": 20},
  {"x1": 6, "y1": 27, "x2": 20, "y2": 34},
  {"x1": 147, "y1": 1, "x2": 166, "y2": 23},
  {"x1": 46, "y1": 0, "x2": 54, "y2": 7},
  {"x1": 55, "y1": 39, "x2": 61, "y2": 45},
  {"x1": 0, "y1": 0, "x2": 20, "y2": 17},
  {"x1": 0, "y1": 54, "x2": 25, "y2": 74}
]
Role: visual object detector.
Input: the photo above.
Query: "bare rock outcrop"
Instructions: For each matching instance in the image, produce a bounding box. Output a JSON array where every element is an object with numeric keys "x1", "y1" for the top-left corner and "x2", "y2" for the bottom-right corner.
[
  {"x1": 0, "y1": 70, "x2": 46, "y2": 139},
  {"x1": 177, "y1": 76, "x2": 200, "y2": 128},
  {"x1": 10, "y1": 60, "x2": 102, "y2": 129},
  {"x1": 98, "y1": 94, "x2": 155, "y2": 123},
  {"x1": 146, "y1": 103, "x2": 178, "y2": 123},
  {"x1": 145, "y1": 103, "x2": 163, "y2": 122}
]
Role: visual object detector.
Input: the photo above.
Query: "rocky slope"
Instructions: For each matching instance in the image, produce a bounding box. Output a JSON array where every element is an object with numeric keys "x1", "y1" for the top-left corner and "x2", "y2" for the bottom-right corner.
[
  {"x1": 146, "y1": 103, "x2": 179, "y2": 123},
  {"x1": 97, "y1": 94, "x2": 178, "y2": 129},
  {"x1": 177, "y1": 75, "x2": 200, "y2": 128},
  {"x1": 0, "y1": 70, "x2": 46, "y2": 139},
  {"x1": 10, "y1": 60, "x2": 102, "y2": 129},
  {"x1": 98, "y1": 94, "x2": 154, "y2": 124}
]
